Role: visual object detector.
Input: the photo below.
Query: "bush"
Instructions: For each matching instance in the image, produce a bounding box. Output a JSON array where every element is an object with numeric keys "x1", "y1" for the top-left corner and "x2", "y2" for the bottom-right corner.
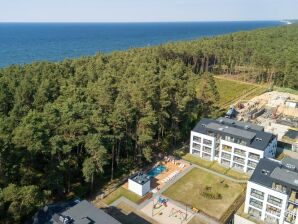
[{"x1": 200, "y1": 186, "x2": 222, "y2": 200}]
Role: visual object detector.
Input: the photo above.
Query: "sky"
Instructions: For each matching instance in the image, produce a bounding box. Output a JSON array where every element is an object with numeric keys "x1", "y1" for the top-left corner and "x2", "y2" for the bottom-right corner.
[{"x1": 0, "y1": 0, "x2": 297, "y2": 22}]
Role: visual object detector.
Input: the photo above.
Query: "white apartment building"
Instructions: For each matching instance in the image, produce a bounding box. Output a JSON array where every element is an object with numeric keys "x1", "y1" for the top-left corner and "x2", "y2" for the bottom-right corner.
[
  {"x1": 244, "y1": 157, "x2": 298, "y2": 224},
  {"x1": 190, "y1": 117, "x2": 277, "y2": 173}
]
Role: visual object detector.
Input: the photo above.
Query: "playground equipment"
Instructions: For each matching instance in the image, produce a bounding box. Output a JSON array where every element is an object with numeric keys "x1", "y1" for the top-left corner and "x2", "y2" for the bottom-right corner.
[
  {"x1": 152, "y1": 196, "x2": 168, "y2": 216},
  {"x1": 169, "y1": 207, "x2": 188, "y2": 223}
]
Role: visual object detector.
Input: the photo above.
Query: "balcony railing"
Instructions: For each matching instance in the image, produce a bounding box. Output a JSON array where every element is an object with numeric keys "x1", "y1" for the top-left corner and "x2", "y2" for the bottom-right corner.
[
  {"x1": 203, "y1": 139, "x2": 212, "y2": 146},
  {"x1": 192, "y1": 143, "x2": 201, "y2": 150},
  {"x1": 251, "y1": 192, "x2": 264, "y2": 201},
  {"x1": 248, "y1": 153, "x2": 260, "y2": 161},
  {"x1": 233, "y1": 156, "x2": 245, "y2": 164},
  {"x1": 266, "y1": 205, "x2": 281, "y2": 217},
  {"x1": 222, "y1": 145, "x2": 232, "y2": 152},
  {"x1": 221, "y1": 152, "x2": 231, "y2": 160},
  {"x1": 248, "y1": 160, "x2": 257, "y2": 168},
  {"x1": 234, "y1": 149, "x2": 246, "y2": 157},
  {"x1": 203, "y1": 146, "x2": 211, "y2": 154},
  {"x1": 221, "y1": 159, "x2": 230, "y2": 167}
]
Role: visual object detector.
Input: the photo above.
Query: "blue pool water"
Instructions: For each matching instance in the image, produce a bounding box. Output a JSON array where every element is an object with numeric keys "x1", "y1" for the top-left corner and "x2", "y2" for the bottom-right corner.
[
  {"x1": 0, "y1": 21, "x2": 283, "y2": 67},
  {"x1": 147, "y1": 165, "x2": 166, "y2": 178}
]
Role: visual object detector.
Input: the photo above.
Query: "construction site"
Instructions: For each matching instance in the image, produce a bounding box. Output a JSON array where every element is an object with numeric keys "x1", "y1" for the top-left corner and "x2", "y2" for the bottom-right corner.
[{"x1": 230, "y1": 91, "x2": 298, "y2": 153}]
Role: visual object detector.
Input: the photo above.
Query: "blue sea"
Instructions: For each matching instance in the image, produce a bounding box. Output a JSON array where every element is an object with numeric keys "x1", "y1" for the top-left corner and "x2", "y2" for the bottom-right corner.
[{"x1": 0, "y1": 21, "x2": 283, "y2": 68}]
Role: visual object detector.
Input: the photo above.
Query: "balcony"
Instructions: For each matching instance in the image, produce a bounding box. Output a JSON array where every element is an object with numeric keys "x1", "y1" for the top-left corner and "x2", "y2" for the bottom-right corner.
[
  {"x1": 251, "y1": 189, "x2": 264, "y2": 200},
  {"x1": 222, "y1": 144, "x2": 232, "y2": 152},
  {"x1": 249, "y1": 198, "x2": 263, "y2": 210},
  {"x1": 192, "y1": 143, "x2": 201, "y2": 150},
  {"x1": 203, "y1": 139, "x2": 212, "y2": 146},
  {"x1": 285, "y1": 212, "x2": 297, "y2": 224},
  {"x1": 265, "y1": 214, "x2": 279, "y2": 224},
  {"x1": 233, "y1": 156, "x2": 245, "y2": 165},
  {"x1": 232, "y1": 163, "x2": 244, "y2": 171},
  {"x1": 221, "y1": 152, "x2": 231, "y2": 160},
  {"x1": 267, "y1": 195, "x2": 282, "y2": 208},
  {"x1": 202, "y1": 152, "x2": 211, "y2": 160},
  {"x1": 272, "y1": 182, "x2": 287, "y2": 194},
  {"x1": 192, "y1": 149, "x2": 200, "y2": 155},
  {"x1": 221, "y1": 159, "x2": 230, "y2": 167},
  {"x1": 247, "y1": 160, "x2": 258, "y2": 168},
  {"x1": 289, "y1": 190, "x2": 298, "y2": 204},
  {"x1": 193, "y1": 136, "x2": 201, "y2": 143},
  {"x1": 234, "y1": 148, "x2": 246, "y2": 157},
  {"x1": 202, "y1": 146, "x2": 211, "y2": 154},
  {"x1": 266, "y1": 204, "x2": 281, "y2": 217},
  {"x1": 248, "y1": 152, "x2": 260, "y2": 161},
  {"x1": 248, "y1": 207, "x2": 262, "y2": 220}
]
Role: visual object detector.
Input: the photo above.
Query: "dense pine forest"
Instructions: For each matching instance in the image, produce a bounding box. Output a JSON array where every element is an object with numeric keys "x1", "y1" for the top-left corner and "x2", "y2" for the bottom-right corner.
[{"x1": 0, "y1": 24, "x2": 297, "y2": 223}]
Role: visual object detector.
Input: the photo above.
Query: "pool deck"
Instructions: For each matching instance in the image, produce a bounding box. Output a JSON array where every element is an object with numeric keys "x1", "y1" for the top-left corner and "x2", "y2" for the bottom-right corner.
[{"x1": 122, "y1": 159, "x2": 190, "y2": 191}]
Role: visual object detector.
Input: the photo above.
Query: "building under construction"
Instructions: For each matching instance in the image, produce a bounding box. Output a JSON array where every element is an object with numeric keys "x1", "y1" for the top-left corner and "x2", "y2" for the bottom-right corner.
[{"x1": 235, "y1": 91, "x2": 298, "y2": 152}]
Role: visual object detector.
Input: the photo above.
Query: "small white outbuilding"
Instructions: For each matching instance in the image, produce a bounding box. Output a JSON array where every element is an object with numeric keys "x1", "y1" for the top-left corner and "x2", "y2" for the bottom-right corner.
[{"x1": 128, "y1": 172, "x2": 151, "y2": 196}]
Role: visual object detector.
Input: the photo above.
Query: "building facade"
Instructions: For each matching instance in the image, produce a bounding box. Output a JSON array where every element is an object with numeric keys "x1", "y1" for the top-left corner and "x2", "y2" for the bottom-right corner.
[
  {"x1": 190, "y1": 117, "x2": 277, "y2": 173},
  {"x1": 244, "y1": 157, "x2": 298, "y2": 224}
]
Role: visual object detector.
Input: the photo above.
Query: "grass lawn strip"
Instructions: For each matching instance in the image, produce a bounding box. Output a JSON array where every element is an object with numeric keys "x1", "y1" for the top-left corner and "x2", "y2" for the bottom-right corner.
[
  {"x1": 102, "y1": 187, "x2": 141, "y2": 205},
  {"x1": 182, "y1": 154, "x2": 248, "y2": 180}
]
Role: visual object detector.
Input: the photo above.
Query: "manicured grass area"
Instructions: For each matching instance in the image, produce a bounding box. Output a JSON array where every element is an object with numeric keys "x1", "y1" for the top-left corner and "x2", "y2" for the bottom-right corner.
[
  {"x1": 214, "y1": 77, "x2": 267, "y2": 108},
  {"x1": 182, "y1": 153, "x2": 249, "y2": 180},
  {"x1": 163, "y1": 168, "x2": 245, "y2": 220},
  {"x1": 102, "y1": 187, "x2": 142, "y2": 205}
]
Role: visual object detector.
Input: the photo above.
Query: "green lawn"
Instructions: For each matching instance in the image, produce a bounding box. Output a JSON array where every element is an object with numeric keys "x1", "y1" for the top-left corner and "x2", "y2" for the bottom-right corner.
[
  {"x1": 182, "y1": 154, "x2": 249, "y2": 180},
  {"x1": 214, "y1": 77, "x2": 267, "y2": 108},
  {"x1": 102, "y1": 187, "x2": 142, "y2": 205},
  {"x1": 163, "y1": 168, "x2": 245, "y2": 220}
]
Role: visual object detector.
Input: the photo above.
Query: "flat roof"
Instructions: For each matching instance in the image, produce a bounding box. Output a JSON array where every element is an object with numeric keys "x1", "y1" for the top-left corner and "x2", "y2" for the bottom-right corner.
[
  {"x1": 192, "y1": 117, "x2": 275, "y2": 151},
  {"x1": 129, "y1": 172, "x2": 150, "y2": 185},
  {"x1": 206, "y1": 123, "x2": 256, "y2": 141},
  {"x1": 250, "y1": 157, "x2": 298, "y2": 192},
  {"x1": 59, "y1": 200, "x2": 121, "y2": 224}
]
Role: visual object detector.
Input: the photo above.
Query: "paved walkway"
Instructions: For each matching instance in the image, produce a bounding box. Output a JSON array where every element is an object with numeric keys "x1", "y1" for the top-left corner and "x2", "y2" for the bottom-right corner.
[{"x1": 159, "y1": 164, "x2": 194, "y2": 194}]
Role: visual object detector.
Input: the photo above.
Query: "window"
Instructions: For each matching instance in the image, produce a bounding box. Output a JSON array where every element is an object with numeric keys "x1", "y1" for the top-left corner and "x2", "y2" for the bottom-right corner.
[
  {"x1": 249, "y1": 198, "x2": 263, "y2": 209},
  {"x1": 193, "y1": 136, "x2": 201, "y2": 143},
  {"x1": 203, "y1": 139, "x2": 212, "y2": 146},
  {"x1": 267, "y1": 195, "x2": 282, "y2": 207},
  {"x1": 251, "y1": 188, "x2": 264, "y2": 200}
]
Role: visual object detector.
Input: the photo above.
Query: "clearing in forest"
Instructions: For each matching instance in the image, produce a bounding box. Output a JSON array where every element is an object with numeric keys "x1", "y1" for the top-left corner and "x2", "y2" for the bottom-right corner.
[{"x1": 214, "y1": 76, "x2": 268, "y2": 108}]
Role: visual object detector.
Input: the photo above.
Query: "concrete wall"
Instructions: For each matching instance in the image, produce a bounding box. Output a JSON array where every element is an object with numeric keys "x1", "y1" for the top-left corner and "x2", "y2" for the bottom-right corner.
[{"x1": 128, "y1": 179, "x2": 150, "y2": 196}]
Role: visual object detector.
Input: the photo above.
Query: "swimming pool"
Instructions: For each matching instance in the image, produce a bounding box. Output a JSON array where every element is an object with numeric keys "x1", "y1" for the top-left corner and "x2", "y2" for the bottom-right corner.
[{"x1": 147, "y1": 165, "x2": 166, "y2": 178}]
